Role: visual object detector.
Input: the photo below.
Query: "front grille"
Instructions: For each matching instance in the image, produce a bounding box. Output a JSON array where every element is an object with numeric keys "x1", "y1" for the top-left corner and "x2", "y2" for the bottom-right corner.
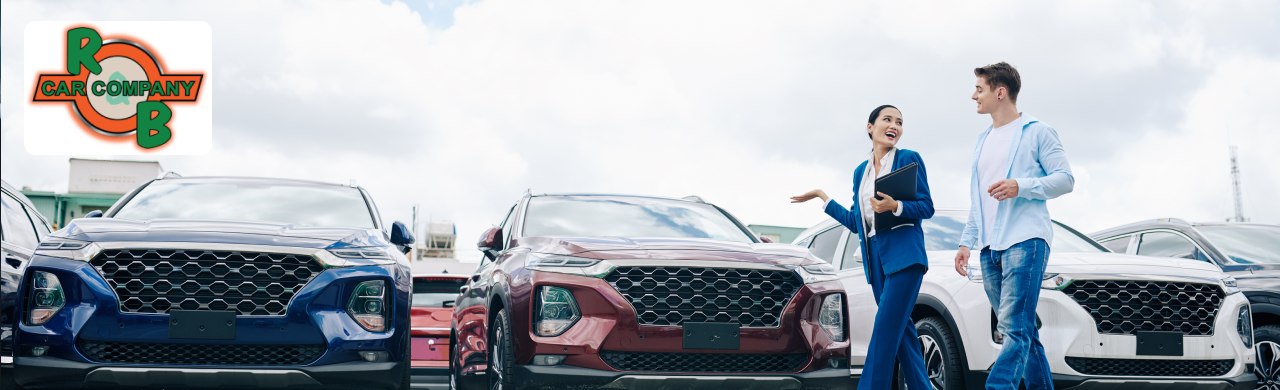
[
  {"x1": 604, "y1": 267, "x2": 801, "y2": 327},
  {"x1": 79, "y1": 339, "x2": 324, "y2": 365},
  {"x1": 1065, "y1": 357, "x2": 1234, "y2": 377},
  {"x1": 91, "y1": 249, "x2": 325, "y2": 316},
  {"x1": 1062, "y1": 280, "x2": 1224, "y2": 336},
  {"x1": 600, "y1": 350, "x2": 808, "y2": 373}
]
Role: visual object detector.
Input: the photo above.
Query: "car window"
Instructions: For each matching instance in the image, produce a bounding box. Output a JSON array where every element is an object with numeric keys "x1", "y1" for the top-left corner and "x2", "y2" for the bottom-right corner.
[
  {"x1": 31, "y1": 208, "x2": 51, "y2": 239},
  {"x1": 113, "y1": 179, "x2": 376, "y2": 228},
  {"x1": 1197, "y1": 225, "x2": 1280, "y2": 264},
  {"x1": 840, "y1": 228, "x2": 862, "y2": 270},
  {"x1": 1137, "y1": 231, "x2": 1207, "y2": 261},
  {"x1": 2, "y1": 193, "x2": 40, "y2": 250},
  {"x1": 499, "y1": 204, "x2": 518, "y2": 249},
  {"x1": 808, "y1": 227, "x2": 842, "y2": 263},
  {"x1": 413, "y1": 278, "x2": 467, "y2": 307},
  {"x1": 1100, "y1": 236, "x2": 1131, "y2": 254},
  {"x1": 522, "y1": 196, "x2": 755, "y2": 243}
]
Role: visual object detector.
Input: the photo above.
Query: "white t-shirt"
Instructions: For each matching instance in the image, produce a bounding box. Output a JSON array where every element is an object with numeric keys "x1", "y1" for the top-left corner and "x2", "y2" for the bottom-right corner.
[{"x1": 977, "y1": 117, "x2": 1021, "y2": 246}]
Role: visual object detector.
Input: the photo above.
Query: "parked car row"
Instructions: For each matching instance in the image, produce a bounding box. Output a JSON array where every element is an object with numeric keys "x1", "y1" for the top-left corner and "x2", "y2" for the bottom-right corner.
[{"x1": 1, "y1": 175, "x2": 1274, "y2": 390}]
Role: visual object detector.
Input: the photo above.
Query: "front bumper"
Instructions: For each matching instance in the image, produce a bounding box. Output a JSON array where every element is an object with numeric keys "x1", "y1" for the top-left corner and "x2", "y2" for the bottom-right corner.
[
  {"x1": 513, "y1": 364, "x2": 853, "y2": 390},
  {"x1": 13, "y1": 255, "x2": 411, "y2": 389},
  {"x1": 13, "y1": 355, "x2": 405, "y2": 389}
]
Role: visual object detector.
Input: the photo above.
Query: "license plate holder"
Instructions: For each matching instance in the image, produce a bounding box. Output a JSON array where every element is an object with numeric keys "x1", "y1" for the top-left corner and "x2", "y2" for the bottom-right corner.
[
  {"x1": 682, "y1": 322, "x2": 739, "y2": 350},
  {"x1": 169, "y1": 310, "x2": 236, "y2": 340},
  {"x1": 1135, "y1": 331, "x2": 1183, "y2": 356}
]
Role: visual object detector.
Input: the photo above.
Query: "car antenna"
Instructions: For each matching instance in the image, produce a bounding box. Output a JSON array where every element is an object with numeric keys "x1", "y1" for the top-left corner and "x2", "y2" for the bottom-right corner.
[{"x1": 681, "y1": 195, "x2": 706, "y2": 203}]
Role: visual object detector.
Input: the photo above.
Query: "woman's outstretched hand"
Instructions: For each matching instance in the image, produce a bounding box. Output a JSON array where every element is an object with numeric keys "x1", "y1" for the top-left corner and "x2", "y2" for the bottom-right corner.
[{"x1": 790, "y1": 189, "x2": 830, "y2": 203}]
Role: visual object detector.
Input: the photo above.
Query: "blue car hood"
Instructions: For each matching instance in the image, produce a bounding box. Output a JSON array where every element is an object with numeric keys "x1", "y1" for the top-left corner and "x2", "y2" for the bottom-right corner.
[{"x1": 53, "y1": 218, "x2": 389, "y2": 249}]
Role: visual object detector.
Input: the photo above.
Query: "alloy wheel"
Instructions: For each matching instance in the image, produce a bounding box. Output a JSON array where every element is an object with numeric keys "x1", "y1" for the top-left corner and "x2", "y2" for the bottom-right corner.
[
  {"x1": 919, "y1": 334, "x2": 945, "y2": 390},
  {"x1": 1259, "y1": 341, "x2": 1280, "y2": 390},
  {"x1": 491, "y1": 322, "x2": 505, "y2": 390}
]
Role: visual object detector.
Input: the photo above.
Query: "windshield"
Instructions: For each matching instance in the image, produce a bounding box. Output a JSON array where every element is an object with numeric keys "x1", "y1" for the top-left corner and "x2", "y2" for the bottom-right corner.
[
  {"x1": 920, "y1": 212, "x2": 1106, "y2": 252},
  {"x1": 1198, "y1": 225, "x2": 1280, "y2": 264},
  {"x1": 113, "y1": 179, "x2": 375, "y2": 228},
  {"x1": 413, "y1": 278, "x2": 466, "y2": 307},
  {"x1": 522, "y1": 196, "x2": 755, "y2": 243}
]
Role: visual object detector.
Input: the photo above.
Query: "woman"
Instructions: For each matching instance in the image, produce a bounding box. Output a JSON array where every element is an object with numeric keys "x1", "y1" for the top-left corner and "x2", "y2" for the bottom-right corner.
[{"x1": 791, "y1": 105, "x2": 934, "y2": 390}]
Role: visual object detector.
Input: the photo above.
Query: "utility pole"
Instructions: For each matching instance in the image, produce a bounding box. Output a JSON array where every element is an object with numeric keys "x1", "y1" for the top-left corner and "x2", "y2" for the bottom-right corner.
[{"x1": 1229, "y1": 146, "x2": 1246, "y2": 222}]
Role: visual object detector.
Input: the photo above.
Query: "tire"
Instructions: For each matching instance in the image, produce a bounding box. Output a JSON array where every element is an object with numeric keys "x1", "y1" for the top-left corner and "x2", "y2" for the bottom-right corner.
[
  {"x1": 489, "y1": 309, "x2": 516, "y2": 390},
  {"x1": 401, "y1": 333, "x2": 412, "y2": 390},
  {"x1": 898, "y1": 317, "x2": 966, "y2": 390},
  {"x1": 1256, "y1": 325, "x2": 1280, "y2": 390}
]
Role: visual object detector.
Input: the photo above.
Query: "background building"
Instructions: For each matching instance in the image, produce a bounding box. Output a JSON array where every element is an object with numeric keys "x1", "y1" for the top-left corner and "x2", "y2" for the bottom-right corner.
[
  {"x1": 415, "y1": 220, "x2": 457, "y2": 260},
  {"x1": 748, "y1": 224, "x2": 805, "y2": 245},
  {"x1": 22, "y1": 159, "x2": 162, "y2": 229}
]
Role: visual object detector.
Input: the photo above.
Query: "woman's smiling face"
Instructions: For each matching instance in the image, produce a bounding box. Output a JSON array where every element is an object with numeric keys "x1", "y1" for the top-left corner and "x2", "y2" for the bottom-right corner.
[{"x1": 867, "y1": 107, "x2": 903, "y2": 149}]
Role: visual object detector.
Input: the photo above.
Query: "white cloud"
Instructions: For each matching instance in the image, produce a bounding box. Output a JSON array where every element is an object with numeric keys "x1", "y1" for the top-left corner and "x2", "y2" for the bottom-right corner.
[{"x1": 2, "y1": 0, "x2": 1277, "y2": 262}]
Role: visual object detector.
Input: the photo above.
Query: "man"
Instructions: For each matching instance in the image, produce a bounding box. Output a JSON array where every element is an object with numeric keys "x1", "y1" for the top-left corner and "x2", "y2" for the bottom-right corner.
[{"x1": 954, "y1": 62, "x2": 1073, "y2": 390}]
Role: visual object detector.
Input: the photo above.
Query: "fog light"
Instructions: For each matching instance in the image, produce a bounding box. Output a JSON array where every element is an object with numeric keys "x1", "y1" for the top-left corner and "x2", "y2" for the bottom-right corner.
[
  {"x1": 531, "y1": 355, "x2": 567, "y2": 366},
  {"x1": 31, "y1": 346, "x2": 49, "y2": 357},
  {"x1": 359, "y1": 351, "x2": 389, "y2": 362},
  {"x1": 828, "y1": 358, "x2": 848, "y2": 369}
]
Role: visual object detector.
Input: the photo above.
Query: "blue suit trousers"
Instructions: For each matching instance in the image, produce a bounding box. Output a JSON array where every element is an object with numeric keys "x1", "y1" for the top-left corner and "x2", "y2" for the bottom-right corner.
[{"x1": 858, "y1": 235, "x2": 929, "y2": 390}]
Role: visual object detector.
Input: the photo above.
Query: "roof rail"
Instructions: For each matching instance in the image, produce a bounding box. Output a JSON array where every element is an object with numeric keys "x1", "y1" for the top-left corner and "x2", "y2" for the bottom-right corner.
[{"x1": 1153, "y1": 218, "x2": 1191, "y2": 225}]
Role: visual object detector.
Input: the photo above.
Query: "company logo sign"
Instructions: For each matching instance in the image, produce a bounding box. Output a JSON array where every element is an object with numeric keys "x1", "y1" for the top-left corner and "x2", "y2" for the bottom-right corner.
[{"x1": 25, "y1": 22, "x2": 212, "y2": 155}]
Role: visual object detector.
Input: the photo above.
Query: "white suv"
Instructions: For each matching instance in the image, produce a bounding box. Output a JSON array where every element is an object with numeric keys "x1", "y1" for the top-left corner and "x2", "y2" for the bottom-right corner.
[{"x1": 794, "y1": 209, "x2": 1257, "y2": 389}]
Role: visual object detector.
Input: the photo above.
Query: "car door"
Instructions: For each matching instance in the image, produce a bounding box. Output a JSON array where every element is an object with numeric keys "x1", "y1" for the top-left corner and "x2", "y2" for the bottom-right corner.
[{"x1": 2, "y1": 191, "x2": 43, "y2": 361}]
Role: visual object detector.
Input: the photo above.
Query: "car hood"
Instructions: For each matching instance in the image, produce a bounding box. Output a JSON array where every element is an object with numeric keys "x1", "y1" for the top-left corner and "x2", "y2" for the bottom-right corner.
[
  {"x1": 925, "y1": 250, "x2": 1228, "y2": 280},
  {"x1": 518, "y1": 236, "x2": 820, "y2": 266},
  {"x1": 53, "y1": 218, "x2": 390, "y2": 249},
  {"x1": 1237, "y1": 265, "x2": 1280, "y2": 292}
]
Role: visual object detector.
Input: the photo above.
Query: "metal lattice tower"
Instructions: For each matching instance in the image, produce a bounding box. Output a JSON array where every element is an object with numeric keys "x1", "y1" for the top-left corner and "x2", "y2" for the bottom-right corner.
[{"x1": 1229, "y1": 146, "x2": 1245, "y2": 222}]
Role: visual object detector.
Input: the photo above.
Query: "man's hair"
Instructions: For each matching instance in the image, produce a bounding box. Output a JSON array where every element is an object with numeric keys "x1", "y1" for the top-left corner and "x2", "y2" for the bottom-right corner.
[{"x1": 974, "y1": 62, "x2": 1021, "y2": 103}]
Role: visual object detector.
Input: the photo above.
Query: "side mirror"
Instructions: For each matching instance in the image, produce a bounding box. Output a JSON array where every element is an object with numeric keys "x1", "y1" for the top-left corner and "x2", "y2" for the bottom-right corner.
[
  {"x1": 759, "y1": 236, "x2": 774, "y2": 243},
  {"x1": 84, "y1": 210, "x2": 103, "y2": 218},
  {"x1": 477, "y1": 227, "x2": 502, "y2": 260},
  {"x1": 390, "y1": 221, "x2": 415, "y2": 248}
]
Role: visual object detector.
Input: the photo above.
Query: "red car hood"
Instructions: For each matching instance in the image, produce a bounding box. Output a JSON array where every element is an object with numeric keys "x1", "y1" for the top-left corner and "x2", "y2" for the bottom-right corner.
[{"x1": 516, "y1": 236, "x2": 819, "y2": 266}]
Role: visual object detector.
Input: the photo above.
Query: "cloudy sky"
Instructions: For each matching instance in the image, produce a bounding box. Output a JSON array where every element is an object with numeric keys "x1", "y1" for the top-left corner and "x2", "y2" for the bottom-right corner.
[{"x1": 3, "y1": 0, "x2": 1277, "y2": 262}]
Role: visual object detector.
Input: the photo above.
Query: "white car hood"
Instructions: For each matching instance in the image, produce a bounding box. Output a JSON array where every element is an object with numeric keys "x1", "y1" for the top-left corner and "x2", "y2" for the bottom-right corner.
[{"x1": 926, "y1": 251, "x2": 1227, "y2": 280}]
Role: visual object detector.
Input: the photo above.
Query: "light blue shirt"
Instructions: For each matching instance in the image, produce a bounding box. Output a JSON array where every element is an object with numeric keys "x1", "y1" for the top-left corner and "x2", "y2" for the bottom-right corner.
[{"x1": 959, "y1": 114, "x2": 1074, "y2": 252}]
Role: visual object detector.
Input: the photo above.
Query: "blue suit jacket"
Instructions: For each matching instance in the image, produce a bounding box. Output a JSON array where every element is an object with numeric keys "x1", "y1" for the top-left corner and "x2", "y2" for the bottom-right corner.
[{"x1": 824, "y1": 149, "x2": 935, "y2": 280}]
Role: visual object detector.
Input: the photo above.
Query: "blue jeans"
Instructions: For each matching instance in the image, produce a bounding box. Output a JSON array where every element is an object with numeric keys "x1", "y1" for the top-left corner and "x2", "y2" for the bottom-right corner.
[{"x1": 980, "y1": 238, "x2": 1054, "y2": 390}]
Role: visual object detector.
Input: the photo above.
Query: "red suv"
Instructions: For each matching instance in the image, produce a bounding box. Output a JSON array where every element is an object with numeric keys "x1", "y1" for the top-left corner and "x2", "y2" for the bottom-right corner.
[{"x1": 450, "y1": 194, "x2": 851, "y2": 390}]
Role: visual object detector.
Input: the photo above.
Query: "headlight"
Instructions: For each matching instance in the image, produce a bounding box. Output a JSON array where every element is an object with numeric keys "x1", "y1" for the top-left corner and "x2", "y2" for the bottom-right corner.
[
  {"x1": 794, "y1": 263, "x2": 839, "y2": 283},
  {"x1": 525, "y1": 253, "x2": 614, "y2": 277},
  {"x1": 534, "y1": 286, "x2": 581, "y2": 337},
  {"x1": 1238, "y1": 305, "x2": 1254, "y2": 348},
  {"x1": 34, "y1": 238, "x2": 101, "y2": 262},
  {"x1": 1041, "y1": 274, "x2": 1073, "y2": 290},
  {"x1": 27, "y1": 271, "x2": 65, "y2": 325},
  {"x1": 347, "y1": 280, "x2": 388, "y2": 332},
  {"x1": 819, "y1": 294, "x2": 845, "y2": 342},
  {"x1": 321, "y1": 247, "x2": 397, "y2": 267},
  {"x1": 1223, "y1": 278, "x2": 1241, "y2": 295}
]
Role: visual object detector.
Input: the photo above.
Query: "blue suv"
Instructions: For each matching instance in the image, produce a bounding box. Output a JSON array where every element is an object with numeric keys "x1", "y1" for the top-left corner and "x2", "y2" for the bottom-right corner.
[{"x1": 12, "y1": 176, "x2": 414, "y2": 389}]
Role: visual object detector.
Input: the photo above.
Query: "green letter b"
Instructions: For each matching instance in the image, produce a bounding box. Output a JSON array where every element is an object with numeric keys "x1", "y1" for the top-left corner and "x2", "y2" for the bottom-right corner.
[{"x1": 136, "y1": 102, "x2": 172, "y2": 149}]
